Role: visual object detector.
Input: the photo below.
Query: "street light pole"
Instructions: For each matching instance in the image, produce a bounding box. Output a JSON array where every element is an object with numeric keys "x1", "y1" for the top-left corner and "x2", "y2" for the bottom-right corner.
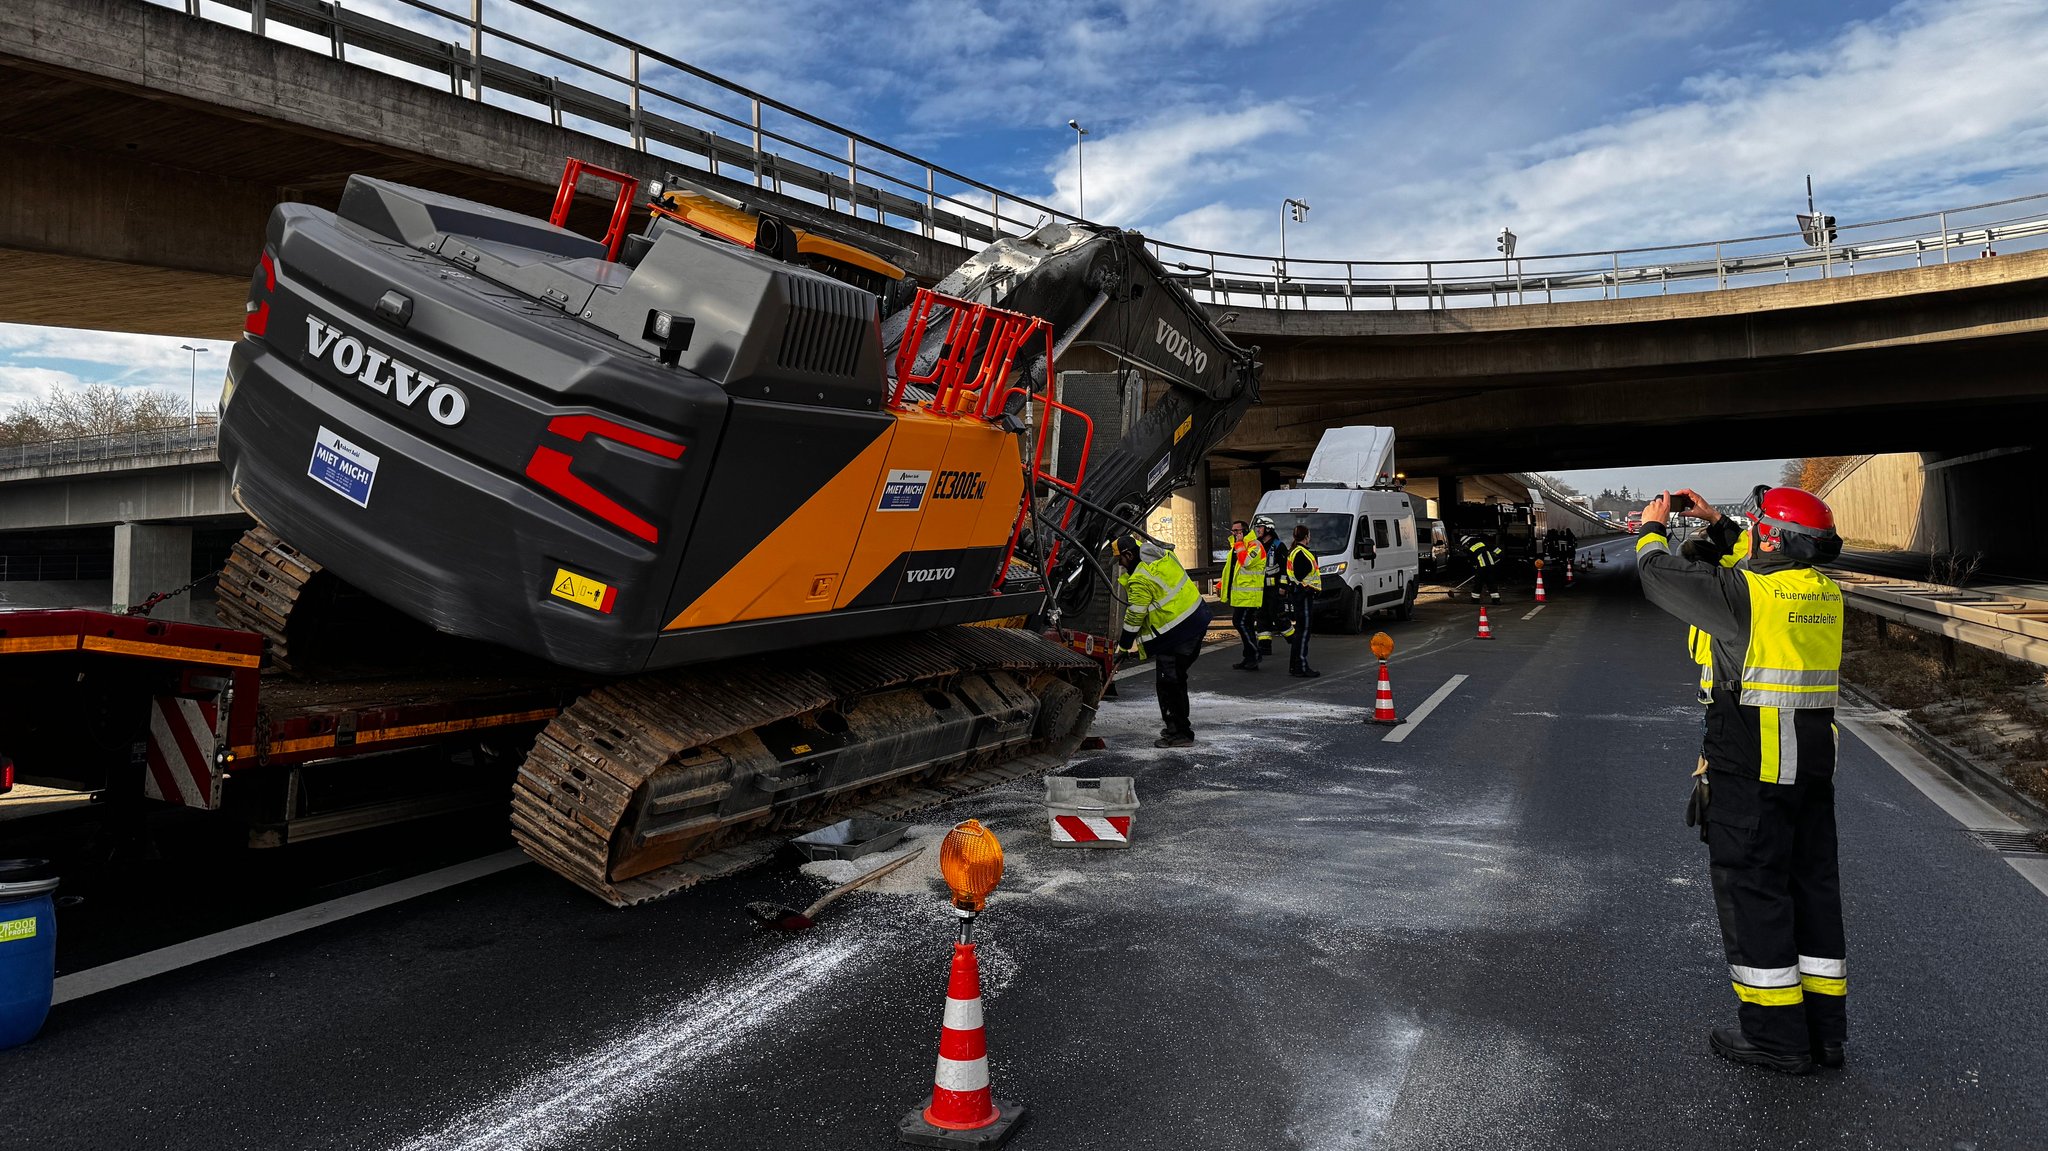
[
  {"x1": 178, "y1": 344, "x2": 208, "y2": 428},
  {"x1": 1281, "y1": 197, "x2": 1309, "y2": 309},
  {"x1": 1066, "y1": 119, "x2": 1088, "y2": 219}
]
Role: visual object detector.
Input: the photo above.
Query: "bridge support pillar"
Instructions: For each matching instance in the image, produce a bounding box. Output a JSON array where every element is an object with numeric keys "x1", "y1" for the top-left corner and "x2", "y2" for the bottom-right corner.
[
  {"x1": 112, "y1": 523, "x2": 192, "y2": 611},
  {"x1": 1228, "y1": 468, "x2": 1262, "y2": 530}
]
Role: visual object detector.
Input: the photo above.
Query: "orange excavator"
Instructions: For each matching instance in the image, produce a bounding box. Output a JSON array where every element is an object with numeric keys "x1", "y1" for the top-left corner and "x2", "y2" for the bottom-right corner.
[{"x1": 214, "y1": 160, "x2": 1258, "y2": 903}]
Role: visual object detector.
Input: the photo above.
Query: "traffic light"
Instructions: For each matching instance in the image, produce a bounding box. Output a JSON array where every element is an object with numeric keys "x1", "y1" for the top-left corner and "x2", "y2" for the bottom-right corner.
[
  {"x1": 1797, "y1": 212, "x2": 1837, "y2": 246},
  {"x1": 1496, "y1": 228, "x2": 1516, "y2": 258},
  {"x1": 1288, "y1": 199, "x2": 1309, "y2": 222}
]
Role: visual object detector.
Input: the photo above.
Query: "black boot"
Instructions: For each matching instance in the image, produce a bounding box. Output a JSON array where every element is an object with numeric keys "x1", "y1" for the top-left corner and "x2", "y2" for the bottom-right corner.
[
  {"x1": 1709, "y1": 1026, "x2": 1812, "y2": 1074},
  {"x1": 1813, "y1": 1040, "x2": 1845, "y2": 1069},
  {"x1": 1154, "y1": 729, "x2": 1194, "y2": 748}
]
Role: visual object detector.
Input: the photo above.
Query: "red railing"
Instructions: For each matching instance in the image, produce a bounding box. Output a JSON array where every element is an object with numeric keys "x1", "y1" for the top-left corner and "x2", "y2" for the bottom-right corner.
[
  {"x1": 890, "y1": 291, "x2": 1047, "y2": 419},
  {"x1": 550, "y1": 158, "x2": 640, "y2": 260},
  {"x1": 887, "y1": 288, "x2": 1095, "y2": 592}
]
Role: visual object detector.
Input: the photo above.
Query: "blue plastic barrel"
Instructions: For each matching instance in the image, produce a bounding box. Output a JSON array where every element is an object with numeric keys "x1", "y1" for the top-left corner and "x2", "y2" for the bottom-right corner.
[{"x1": 0, "y1": 859, "x2": 60, "y2": 1049}]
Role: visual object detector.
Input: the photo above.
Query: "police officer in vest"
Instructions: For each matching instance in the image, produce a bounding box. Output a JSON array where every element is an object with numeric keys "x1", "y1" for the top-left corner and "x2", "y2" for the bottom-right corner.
[
  {"x1": 1461, "y1": 532, "x2": 1503, "y2": 602},
  {"x1": 1284, "y1": 524, "x2": 1322, "y2": 678},
  {"x1": 1637, "y1": 485, "x2": 1847, "y2": 1075},
  {"x1": 1111, "y1": 534, "x2": 1214, "y2": 748},
  {"x1": 1221, "y1": 519, "x2": 1267, "y2": 670}
]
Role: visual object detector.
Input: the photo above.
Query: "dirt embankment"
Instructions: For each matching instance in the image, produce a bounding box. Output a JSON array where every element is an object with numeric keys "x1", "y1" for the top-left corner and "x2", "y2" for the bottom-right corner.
[{"x1": 1841, "y1": 609, "x2": 2048, "y2": 808}]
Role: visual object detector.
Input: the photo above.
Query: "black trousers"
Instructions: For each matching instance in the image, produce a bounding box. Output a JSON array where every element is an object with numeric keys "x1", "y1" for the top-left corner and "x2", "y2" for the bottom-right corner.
[
  {"x1": 1230, "y1": 606, "x2": 1261, "y2": 664},
  {"x1": 1704, "y1": 762, "x2": 1848, "y2": 1056},
  {"x1": 1470, "y1": 565, "x2": 1499, "y2": 598},
  {"x1": 1153, "y1": 630, "x2": 1204, "y2": 734},
  {"x1": 1286, "y1": 587, "x2": 1315, "y2": 670}
]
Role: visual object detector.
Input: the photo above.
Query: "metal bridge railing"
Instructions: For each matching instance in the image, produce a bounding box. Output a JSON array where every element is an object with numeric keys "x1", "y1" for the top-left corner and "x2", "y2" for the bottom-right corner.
[
  {"x1": 159, "y1": 0, "x2": 2048, "y2": 311},
  {"x1": 0, "y1": 425, "x2": 220, "y2": 473}
]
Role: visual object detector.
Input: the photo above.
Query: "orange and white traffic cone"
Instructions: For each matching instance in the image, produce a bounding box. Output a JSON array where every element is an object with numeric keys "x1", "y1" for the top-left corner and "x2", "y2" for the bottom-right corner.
[
  {"x1": 899, "y1": 940, "x2": 1025, "y2": 1147},
  {"x1": 1367, "y1": 659, "x2": 1399, "y2": 725},
  {"x1": 1533, "y1": 568, "x2": 1547, "y2": 603},
  {"x1": 1566, "y1": 558, "x2": 1576, "y2": 587},
  {"x1": 1476, "y1": 604, "x2": 1494, "y2": 639}
]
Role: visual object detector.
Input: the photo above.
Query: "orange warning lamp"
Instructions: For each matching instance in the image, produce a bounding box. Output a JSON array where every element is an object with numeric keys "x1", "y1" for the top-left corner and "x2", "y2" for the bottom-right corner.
[
  {"x1": 1534, "y1": 558, "x2": 1544, "y2": 570},
  {"x1": 940, "y1": 819, "x2": 1005, "y2": 912},
  {"x1": 1371, "y1": 631, "x2": 1395, "y2": 661}
]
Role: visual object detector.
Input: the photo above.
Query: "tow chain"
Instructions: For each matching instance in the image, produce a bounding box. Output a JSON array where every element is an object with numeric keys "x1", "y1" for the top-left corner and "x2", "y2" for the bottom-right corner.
[{"x1": 126, "y1": 569, "x2": 222, "y2": 617}]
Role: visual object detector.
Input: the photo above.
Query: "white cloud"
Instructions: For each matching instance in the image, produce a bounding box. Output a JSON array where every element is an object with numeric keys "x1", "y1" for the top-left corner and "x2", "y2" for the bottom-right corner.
[
  {"x1": 1260, "y1": 0, "x2": 2048, "y2": 263},
  {"x1": 0, "y1": 324, "x2": 234, "y2": 418},
  {"x1": 1047, "y1": 102, "x2": 1310, "y2": 224}
]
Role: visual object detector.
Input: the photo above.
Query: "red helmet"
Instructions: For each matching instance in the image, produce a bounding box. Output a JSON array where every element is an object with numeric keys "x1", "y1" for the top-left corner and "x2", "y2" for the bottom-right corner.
[{"x1": 1742, "y1": 486, "x2": 1839, "y2": 561}]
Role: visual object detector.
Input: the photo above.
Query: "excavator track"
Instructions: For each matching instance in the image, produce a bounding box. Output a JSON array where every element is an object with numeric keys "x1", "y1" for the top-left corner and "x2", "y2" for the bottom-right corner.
[
  {"x1": 511, "y1": 626, "x2": 1102, "y2": 906},
  {"x1": 215, "y1": 527, "x2": 322, "y2": 672}
]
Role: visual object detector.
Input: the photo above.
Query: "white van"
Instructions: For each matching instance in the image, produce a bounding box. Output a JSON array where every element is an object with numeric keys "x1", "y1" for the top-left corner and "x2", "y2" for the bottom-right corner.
[
  {"x1": 1252, "y1": 427, "x2": 1420, "y2": 633},
  {"x1": 1255, "y1": 487, "x2": 1420, "y2": 632}
]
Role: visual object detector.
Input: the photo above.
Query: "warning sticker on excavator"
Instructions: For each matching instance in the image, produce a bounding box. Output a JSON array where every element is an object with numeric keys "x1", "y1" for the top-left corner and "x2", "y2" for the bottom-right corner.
[{"x1": 549, "y1": 568, "x2": 617, "y2": 613}]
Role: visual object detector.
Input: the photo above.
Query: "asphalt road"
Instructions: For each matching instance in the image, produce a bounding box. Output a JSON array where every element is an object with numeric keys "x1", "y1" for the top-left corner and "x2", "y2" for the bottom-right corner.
[{"x1": 7, "y1": 552, "x2": 2048, "y2": 1150}]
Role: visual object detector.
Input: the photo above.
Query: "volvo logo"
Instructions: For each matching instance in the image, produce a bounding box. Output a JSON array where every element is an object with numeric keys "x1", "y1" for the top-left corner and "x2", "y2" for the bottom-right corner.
[
  {"x1": 905, "y1": 566, "x2": 956, "y2": 583},
  {"x1": 1154, "y1": 318, "x2": 1208, "y2": 374},
  {"x1": 306, "y1": 315, "x2": 468, "y2": 426}
]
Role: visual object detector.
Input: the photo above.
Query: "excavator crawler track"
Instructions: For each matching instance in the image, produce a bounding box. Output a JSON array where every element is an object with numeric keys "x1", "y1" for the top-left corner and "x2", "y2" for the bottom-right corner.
[
  {"x1": 511, "y1": 626, "x2": 1101, "y2": 906},
  {"x1": 215, "y1": 527, "x2": 322, "y2": 672}
]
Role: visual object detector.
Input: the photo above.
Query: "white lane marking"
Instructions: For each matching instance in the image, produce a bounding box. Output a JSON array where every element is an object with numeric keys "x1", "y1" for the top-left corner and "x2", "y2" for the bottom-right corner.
[
  {"x1": 1114, "y1": 639, "x2": 1236, "y2": 681},
  {"x1": 393, "y1": 936, "x2": 866, "y2": 1151},
  {"x1": 52, "y1": 849, "x2": 530, "y2": 1005},
  {"x1": 1382, "y1": 674, "x2": 1468, "y2": 744},
  {"x1": 1837, "y1": 710, "x2": 2025, "y2": 832},
  {"x1": 2006, "y1": 858, "x2": 2048, "y2": 898},
  {"x1": 1522, "y1": 605, "x2": 1546, "y2": 620}
]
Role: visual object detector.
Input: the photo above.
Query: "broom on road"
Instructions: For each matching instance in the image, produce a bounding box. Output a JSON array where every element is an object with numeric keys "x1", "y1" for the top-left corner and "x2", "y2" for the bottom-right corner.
[{"x1": 744, "y1": 844, "x2": 928, "y2": 931}]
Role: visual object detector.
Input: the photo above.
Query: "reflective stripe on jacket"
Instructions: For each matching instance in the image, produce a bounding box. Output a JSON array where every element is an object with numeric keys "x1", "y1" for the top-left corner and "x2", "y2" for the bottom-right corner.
[
  {"x1": 1120, "y1": 547, "x2": 1202, "y2": 638},
  {"x1": 1465, "y1": 538, "x2": 1499, "y2": 567},
  {"x1": 1223, "y1": 535, "x2": 1266, "y2": 608},
  {"x1": 1734, "y1": 567, "x2": 1843, "y2": 709},
  {"x1": 1288, "y1": 544, "x2": 1323, "y2": 591}
]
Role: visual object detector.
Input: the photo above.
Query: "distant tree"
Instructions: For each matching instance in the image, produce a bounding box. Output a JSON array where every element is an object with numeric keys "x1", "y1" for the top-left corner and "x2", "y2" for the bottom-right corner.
[
  {"x1": 1536, "y1": 473, "x2": 1580, "y2": 497},
  {"x1": 1618, "y1": 485, "x2": 1632, "y2": 500},
  {"x1": 1598, "y1": 487, "x2": 1617, "y2": 500},
  {"x1": 1788, "y1": 457, "x2": 1856, "y2": 493},
  {"x1": 1779, "y1": 459, "x2": 1806, "y2": 487},
  {"x1": 0, "y1": 384, "x2": 187, "y2": 445}
]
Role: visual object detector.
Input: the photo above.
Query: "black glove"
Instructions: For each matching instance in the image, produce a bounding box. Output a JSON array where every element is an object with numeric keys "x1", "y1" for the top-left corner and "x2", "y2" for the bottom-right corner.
[{"x1": 1684, "y1": 774, "x2": 1710, "y2": 843}]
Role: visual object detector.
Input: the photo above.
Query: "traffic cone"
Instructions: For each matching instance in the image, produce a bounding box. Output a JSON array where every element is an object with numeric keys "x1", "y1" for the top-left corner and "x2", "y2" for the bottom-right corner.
[
  {"x1": 1476, "y1": 604, "x2": 1494, "y2": 639},
  {"x1": 1366, "y1": 659, "x2": 1399, "y2": 725},
  {"x1": 899, "y1": 942, "x2": 1025, "y2": 1147},
  {"x1": 1533, "y1": 568, "x2": 1547, "y2": 603},
  {"x1": 1566, "y1": 558, "x2": 1576, "y2": 587}
]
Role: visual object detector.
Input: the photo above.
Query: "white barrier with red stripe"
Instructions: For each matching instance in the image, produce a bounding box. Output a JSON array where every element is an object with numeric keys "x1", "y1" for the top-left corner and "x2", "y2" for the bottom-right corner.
[
  {"x1": 145, "y1": 694, "x2": 223, "y2": 810},
  {"x1": 1050, "y1": 815, "x2": 1132, "y2": 844},
  {"x1": 1044, "y1": 776, "x2": 1139, "y2": 850}
]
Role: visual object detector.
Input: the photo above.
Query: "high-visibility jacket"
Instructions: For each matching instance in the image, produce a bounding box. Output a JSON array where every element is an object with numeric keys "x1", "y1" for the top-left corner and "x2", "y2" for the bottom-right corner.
[
  {"x1": 1222, "y1": 535, "x2": 1266, "y2": 608},
  {"x1": 1287, "y1": 544, "x2": 1322, "y2": 591},
  {"x1": 1730, "y1": 567, "x2": 1843, "y2": 709},
  {"x1": 1638, "y1": 519, "x2": 1843, "y2": 784},
  {"x1": 1464, "y1": 537, "x2": 1501, "y2": 568},
  {"x1": 1120, "y1": 544, "x2": 1202, "y2": 640}
]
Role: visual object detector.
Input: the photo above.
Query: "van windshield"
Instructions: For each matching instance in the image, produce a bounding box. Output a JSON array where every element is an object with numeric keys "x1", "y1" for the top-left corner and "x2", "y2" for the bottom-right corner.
[{"x1": 1261, "y1": 512, "x2": 1353, "y2": 554}]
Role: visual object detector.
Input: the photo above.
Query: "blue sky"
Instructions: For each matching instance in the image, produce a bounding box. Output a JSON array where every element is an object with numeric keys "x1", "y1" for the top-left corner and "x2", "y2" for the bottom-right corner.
[{"x1": 8, "y1": 0, "x2": 2047, "y2": 497}]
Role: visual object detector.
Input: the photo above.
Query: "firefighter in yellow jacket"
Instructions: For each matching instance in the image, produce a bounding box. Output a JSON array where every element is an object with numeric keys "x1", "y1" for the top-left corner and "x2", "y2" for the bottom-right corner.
[
  {"x1": 1637, "y1": 485, "x2": 1847, "y2": 1076},
  {"x1": 1112, "y1": 534, "x2": 1214, "y2": 748},
  {"x1": 1221, "y1": 518, "x2": 1267, "y2": 670}
]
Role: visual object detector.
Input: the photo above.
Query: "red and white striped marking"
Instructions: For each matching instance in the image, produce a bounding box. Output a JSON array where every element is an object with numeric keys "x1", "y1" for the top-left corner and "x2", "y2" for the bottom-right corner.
[
  {"x1": 1534, "y1": 570, "x2": 1547, "y2": 603},
  {"x1": 145, "y1": 694, "x2": 221, "y2": 810},
  {"x1": 924, "y1": 942, "x2": 1002, "y2": 1131},
  {"x1": 1050, "y1": 814, "x2": 1132, "y2": 844}
]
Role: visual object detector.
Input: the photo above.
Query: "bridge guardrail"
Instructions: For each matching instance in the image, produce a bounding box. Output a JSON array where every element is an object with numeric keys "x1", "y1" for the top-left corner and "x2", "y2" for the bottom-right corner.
[
  {"x1": 0, "y1": 425, "x2": 219, "y2": 473},
  {"x1": 158, "y1": 0, "x2": 2048, "y2": 312}
]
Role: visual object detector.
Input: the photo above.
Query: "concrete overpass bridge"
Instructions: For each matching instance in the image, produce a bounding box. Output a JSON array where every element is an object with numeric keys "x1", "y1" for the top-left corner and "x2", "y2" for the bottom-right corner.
[{"x1": 6, "y1": 0, "x2": 2046, "y2": 567}]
